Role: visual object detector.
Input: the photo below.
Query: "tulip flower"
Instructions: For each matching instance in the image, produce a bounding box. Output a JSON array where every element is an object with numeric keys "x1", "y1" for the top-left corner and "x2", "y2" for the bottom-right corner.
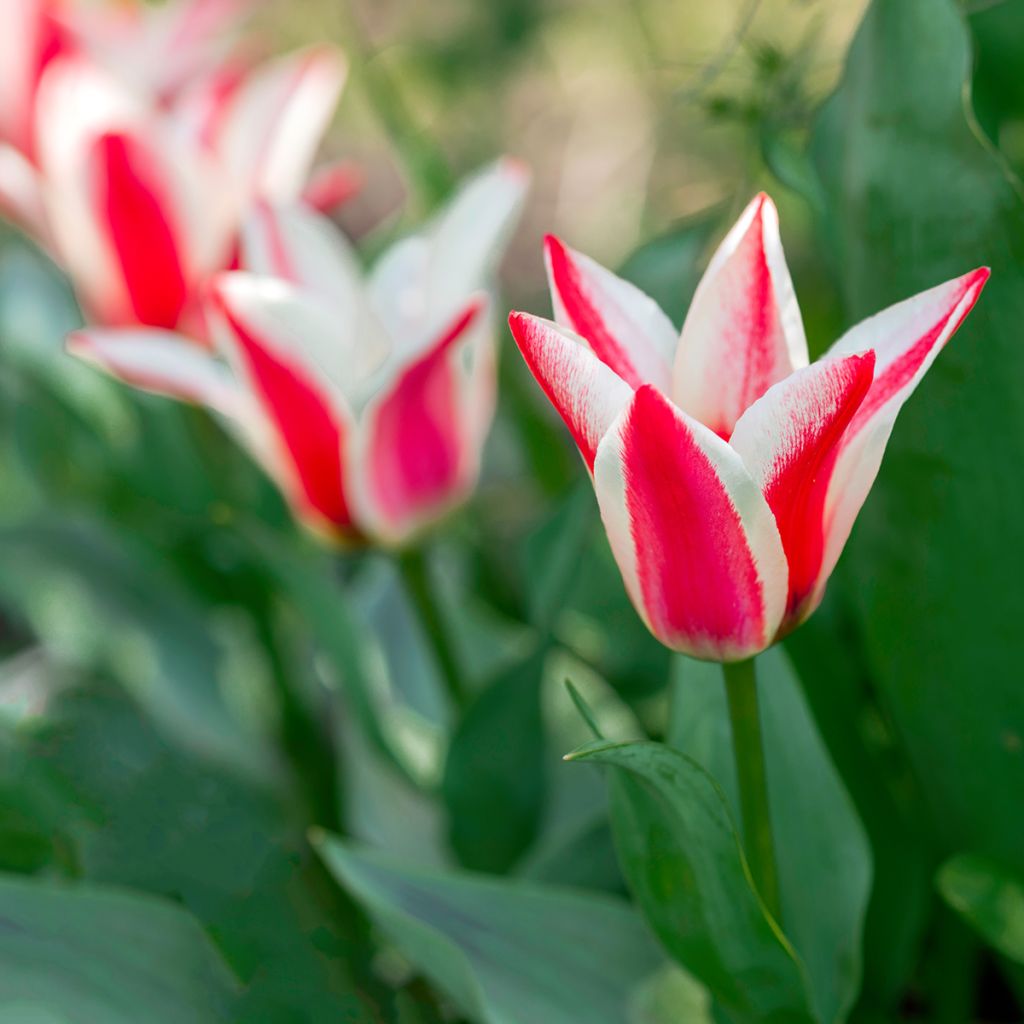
[
  {"x1": 509, "y1": 193, "x2": 988, "y2": 662},
  {"x1": 9, "y1": 43, "x2": 345, "y2": 335},
  {"x1": 68, "y1": 159, "x2": 530, "y2": 545},
  {"x1": 0, "y1": 0, "x2": 264, "y2": 241}
]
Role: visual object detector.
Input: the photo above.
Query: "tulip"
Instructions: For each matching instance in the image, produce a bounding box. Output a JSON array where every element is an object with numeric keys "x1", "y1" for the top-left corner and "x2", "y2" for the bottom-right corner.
[
  {"x1": 57, "y1": 0, "x2": 252, "y2": 105},
  {"x1": 0, "y1": 0, "x2": 262, "y2": 240},
  {"x1": 10, "y1": 43, "x2": 345, "y2": 335},
  {"x1": 509, "y1": 193, "x2": 988, "y2": 662},
  {"x1": 68, "y1": 159, "x2": 530, "y2": 545}
]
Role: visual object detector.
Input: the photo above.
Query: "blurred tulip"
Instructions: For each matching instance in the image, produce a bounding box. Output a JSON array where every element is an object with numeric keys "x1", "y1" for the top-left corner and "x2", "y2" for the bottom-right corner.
[
  {"x1": 509, "y1": 194, "x2": 988, "y2": 661},
  {"x1": 57, "y1": 0, "x2": 252, "y2": 104},
  {"x1": 69, "y1": 159, "x2": 530, "y2": 544},
  {"x1": 3, "y1": 40, "x2": 345, "y2": 335}
]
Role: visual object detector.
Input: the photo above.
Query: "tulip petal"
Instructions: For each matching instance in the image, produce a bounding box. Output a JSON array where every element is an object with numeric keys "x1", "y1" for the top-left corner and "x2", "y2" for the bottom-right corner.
[
  {"x1": 369, "y1": 157, "x2": 529, "y2": 340},
  {"x1": 214, "y1": 268, "x2": 382, "y2": 406},
  {"x1": 508, "y1": 311, "x2": 633, "y2": 472},
  {"x1": 673, "y1": 193, "x2": 809, "y2": 437},
  {"x1": 0, "y1": 144, "x2": 52, "y2": 249},
  {"x1": 241, "y1": 200, "x2": 359, "y2": 299},
  {"x1": 301, "y1": 159, "x2": 362, "y2": 213},
  {"x1": 544, "y1": 234, "x2": 676, "y2": 391},
  {"x1": 593, "y1": 385, "x2": 787, "y2": 660},
  {"x1": 729, "y1": 352, "x2": 876, "y2": 624},
  {"x1": 88, "y1": 131, "x2": 188, "y2": 329},
  {"x1": 210, "y1": 279, "x2": 354, "y2": 535},
  {"x1": 215, "y1": 45, "x2": 347, "y2": 204},
  {"x1": 811, "y1": 268, "x2": 989, "y2": 604},
  {"x1": 0, "y1": 0, "x2": 66, "y2": 160},
  {"x1": 35, "y1": 57, "x2": 142, "y2": 323},
  {"x1": 357, "y1": 299, "x2": 487, "y2": 543},
  {"x1": 67, "y1": 326, "x2": 242, "y2": 414}
]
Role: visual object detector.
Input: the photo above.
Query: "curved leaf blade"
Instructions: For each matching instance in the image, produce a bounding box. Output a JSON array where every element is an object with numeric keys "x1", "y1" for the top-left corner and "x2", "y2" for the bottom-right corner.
[
  {"x1": 568, "y1": 740, "x2": 817, "y2": 1023},
  {"x1": 314, "y1": 833, "x2": 666, "y2": 1024}
]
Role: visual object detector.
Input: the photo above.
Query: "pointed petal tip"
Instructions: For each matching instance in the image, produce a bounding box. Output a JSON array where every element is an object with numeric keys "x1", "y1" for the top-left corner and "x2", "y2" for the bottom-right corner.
[
  {"x1": 499, "y1": 155, "x2": 531, "y2": 181},
  {"x1": 542, "y1": 232, "x2": 565, "y2": 257},
  {"x1": 507, "y1": 308, "x2": 537, "y2": 338},
  {"x1": 969, "y1": 265, "x2": 991, "y2": 291}
]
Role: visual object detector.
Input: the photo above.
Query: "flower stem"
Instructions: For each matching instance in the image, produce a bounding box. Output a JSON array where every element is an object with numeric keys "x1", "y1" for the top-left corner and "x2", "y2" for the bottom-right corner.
[
  {"x1": 397, "y1": 546, "x2": 469, "y2": 711},
  {"x1": 722, "y1": 657, "x2": 781, "y2": 922}
]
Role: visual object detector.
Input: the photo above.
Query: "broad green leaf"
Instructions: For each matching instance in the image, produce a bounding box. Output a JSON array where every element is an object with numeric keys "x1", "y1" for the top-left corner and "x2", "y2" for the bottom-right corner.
[
  {"x1": 812, "y1": 0, "x2": 1024, "y2": 867},
  {"x1": 568, "y1": 740, "x2": 817, "y2": 1023},
  {"x1": 17, "y1": 684, "x2": 381, "y2": 1024},
  {"x1": 0, "y1": 873, "x2": 239, "y2": 1023},
  {"x1": 938, "y1": 854, "x2": 1024, "y2": 965},
  {"x1": 316, "y1": 833, "x2": 666, "y2": 1024},
  {"x1": 442, "y1": 646, "x2": 546, "y2": 872},
  {"x1": 785, "y1": 602, "x2": 936, "y2": 1012},
  {"x1": 670, "y1": 649, "x2": 872, "y2": 1024},
  {"x1": 629, "y1": 965, "x2": 712, "y2": 1024}
]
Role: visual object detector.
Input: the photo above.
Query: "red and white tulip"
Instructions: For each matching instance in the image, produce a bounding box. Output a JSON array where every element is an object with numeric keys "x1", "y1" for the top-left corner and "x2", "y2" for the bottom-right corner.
[
  {"x1": 4, "y1": 39, "x2": 346, "y2": 336},
  {"x1": 69, "y1": 159, "x2": 530, "y2": 545},
  {"x1": 509, "y1": 194, "x2": 988, "y2": 661}
]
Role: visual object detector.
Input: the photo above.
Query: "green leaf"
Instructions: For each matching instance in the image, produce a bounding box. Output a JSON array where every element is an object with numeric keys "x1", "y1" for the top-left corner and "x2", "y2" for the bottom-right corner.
[
  {"x1": 442, "y1": 646, "x2": 546, "y2": 872},
  {"x1": 568, "y1": 740, "x2": 817, "y2": 1023},
  {"x1": 18, "y1": 684, "x2": 381, "y2": 1024},
  {"x1": 315, "y1": 833, "x2": 666, "y2": 1024},
  {"x1": 938, "y1": 854, "x2": 1024, "y2": 965},
  {"x1": 670, "y1": 649, "x2": 872, "y2": 1024},
  {"x1": 0, "y1": 873, "x2": 239, "y2": 1023},
  {"x1": 812, "y1": 0, "x2": 1024, "y2": 867}
]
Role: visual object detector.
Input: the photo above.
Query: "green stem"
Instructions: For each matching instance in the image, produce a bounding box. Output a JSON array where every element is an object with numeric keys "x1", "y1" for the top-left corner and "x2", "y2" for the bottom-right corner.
[
  {"x1": 257, "y1": 609, "x2": 341, "y2": 831},
  {"x1": 722, "y1": 657, "x2": 781, "y2": 922},
  {"x1": 397, "y1": 546, "x2": 469, "y2": 711}
]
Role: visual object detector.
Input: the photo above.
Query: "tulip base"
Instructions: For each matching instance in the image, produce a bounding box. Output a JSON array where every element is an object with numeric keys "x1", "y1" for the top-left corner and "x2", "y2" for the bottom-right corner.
[{"x1": 722, "y1": 657, "x2": 782, "y2": 922}]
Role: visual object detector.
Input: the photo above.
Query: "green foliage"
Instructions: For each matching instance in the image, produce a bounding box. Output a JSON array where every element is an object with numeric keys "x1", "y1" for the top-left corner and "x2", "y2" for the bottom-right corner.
[
  {"x1": 0, "y1": 873, "x2": 240, "y2": 1022},
  {"x1": 812, "y1": 0, "x2": 1024, "y2": 869},
  {"x1": 568, "y1": 740, "x2": 817, "y2": 1023},
  {"x1": 315, "y1": 832, "x2": 667, "y2": 1024},
  {"x1": 442, "y1": 645, "x2": 547, "y2": 872},
  {"x1": 670, "y1": 650, "x2": 871, "y2": 1024},
  {"x1": 938, "y1": 854, "x2": 1024, "y2": 966}
]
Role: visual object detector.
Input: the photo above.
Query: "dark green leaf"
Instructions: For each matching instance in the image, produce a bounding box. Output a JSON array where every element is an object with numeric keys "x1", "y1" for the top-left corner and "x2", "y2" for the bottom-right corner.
[
  {"x1": 812, "y1": 0, "x2": 1024, "y2": 867},
  {"x1": 568, "y1": 740, "x2": 816, "y2": 1023},
  {"x1": 442, "y1": 646, "x2": 546, "y2": 872},
  {"x1": 670, "y1": 649, "x2": 872, "y2": 1024},
  {"x1": 20, "y1": 685, "x2": 381, "y2": 1024},
  {"x1": 315, "y1": 832, "x2": 666, "y2": 1024},
  {"x1": 938, "y1": 854, "x2": 1024, "y2": 965},
  {"x1": 0, "y1": 873, "x2": 240, "y2": 1023}
]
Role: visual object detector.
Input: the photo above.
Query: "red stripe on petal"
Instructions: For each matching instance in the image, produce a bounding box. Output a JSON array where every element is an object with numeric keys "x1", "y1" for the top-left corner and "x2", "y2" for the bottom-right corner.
[
  {"x1": 546, "y1": 234, "x2": 646, "y2": 389},
  {"x1": 365, "y1": 301, "x2": 484, "y2": 536},
  {"x1": 758, "y1": 354, "x2": 875, "y2": 620},
  {"x1": 848, "y1": 267, "x2": 989, "y2": 438},
  {"x1": 302, "y1": 160, "x2": 362, "y2": 213},
  {"x1": 216, "y1": 299, "x2": 352, "y2": 532},
  {"x1": 252, "y1": 200, "x2": 297, "y2": 281},
  {"x1": 91, "y1": 132, "x2": 188, "y2": 329},
  {"x1": 674, "y1": 193, "x2": 807, "y2": 438},
  {"x1": 620, "y1": 385, "x2": 769, "y2": 655}
]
